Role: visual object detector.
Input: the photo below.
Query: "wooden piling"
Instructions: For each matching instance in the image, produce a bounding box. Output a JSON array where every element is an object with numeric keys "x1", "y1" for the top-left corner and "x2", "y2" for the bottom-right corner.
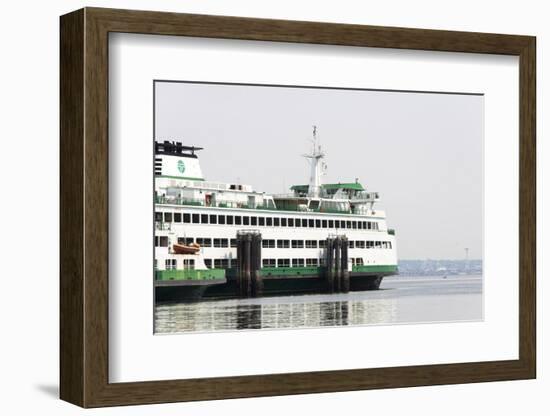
[
  {"x1": 236, "y1": 231, "x2": 262, "y2": 298},
  {"x1": 325, "y1": 237, "x2": 334, "y2": 293},
  {"x1": 324, "y1": 235, "x2": 350, "y2": 293},
  {"x1": 243, "y1": 234, "x2": 252, "y2": 297},
  {"x1": 341, "y1": 236, "x2": 350, "y2": 293},
  {"x1": 251, "y1": 233, "x2": 263, "y2": 297},
  {"x1": 236, "y1": 234, "x2": 243, "y2": 296},
  {"x1": 334, "y1": 237, "x2": 341, "y2": 293}
]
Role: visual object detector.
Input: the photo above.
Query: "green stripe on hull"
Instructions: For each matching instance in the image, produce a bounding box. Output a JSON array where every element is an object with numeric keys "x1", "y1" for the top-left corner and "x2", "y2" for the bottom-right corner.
[
  {"x1": 155, "y1": 268, "x2": 225, "y2": 281},
  {"x1": 157, "y1": 265, "x2": 398, "y2": 282},
  {"x1": 352, "y1": 265, "x2": 398, "y2": 273},
  {"x1": 261, "y1": 266, "x2": 323, "y2": 277}
]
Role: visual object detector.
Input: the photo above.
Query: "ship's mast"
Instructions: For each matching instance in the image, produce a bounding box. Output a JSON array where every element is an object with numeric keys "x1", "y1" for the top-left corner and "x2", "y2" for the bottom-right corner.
[{"x1": 303, "y1": 125, "x2": 325, "y2": 198}]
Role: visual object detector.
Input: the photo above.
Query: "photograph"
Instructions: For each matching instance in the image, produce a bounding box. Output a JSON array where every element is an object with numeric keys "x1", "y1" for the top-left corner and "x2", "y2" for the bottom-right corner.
[
  {"x1": 54, "y1": 5, "x2": 538, "y2": 408},
  {"x1": 153, "y1": 80, "x2": 484, "y2": 334}
]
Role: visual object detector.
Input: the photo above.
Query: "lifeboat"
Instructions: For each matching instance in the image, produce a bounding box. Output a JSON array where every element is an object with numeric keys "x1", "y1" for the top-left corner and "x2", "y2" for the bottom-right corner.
[{"x1": 172, "y1": 242, "x2": 200, "y2": 255}]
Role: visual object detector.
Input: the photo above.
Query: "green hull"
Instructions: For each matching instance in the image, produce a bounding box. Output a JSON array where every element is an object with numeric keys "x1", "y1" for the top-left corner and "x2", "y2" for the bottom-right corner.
[
  {"x1": 258, "y1": 264, "x2": 397, "y2": 277},
  {"x1": 220, "y1": 265, "x2": 397, "y2": 281},
  {"x1": 154, "y1": 265, "x2": 398, "y2": 302},
  {"x1": 155, "y1": 268, "x2": 225, "y2": 281},
  {"x1": 155, "y1": 265, "x2": 397, "y2": 282}
]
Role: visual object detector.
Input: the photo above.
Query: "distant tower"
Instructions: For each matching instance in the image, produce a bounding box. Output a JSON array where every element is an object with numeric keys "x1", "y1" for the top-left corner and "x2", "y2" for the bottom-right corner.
[
  {"x1": 464, "y1": 247, "x2": 469, "y2": 272},
  {"x1": 303, "y1": 125, "x2": 325, "y2": 198}
]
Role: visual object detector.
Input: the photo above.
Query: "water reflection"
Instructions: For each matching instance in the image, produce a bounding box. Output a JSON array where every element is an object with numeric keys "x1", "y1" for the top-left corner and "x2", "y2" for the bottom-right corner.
[
  {"x1": 155, "y1": 297, "x2": 398, "y2": 333},
  {"x1": 154, "y1": 275, "x2": 482, "y2": 334}
]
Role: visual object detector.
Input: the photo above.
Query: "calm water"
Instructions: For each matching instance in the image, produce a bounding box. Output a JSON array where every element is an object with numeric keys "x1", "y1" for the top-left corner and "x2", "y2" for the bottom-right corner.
[{"x1": 154, "y1": 275, "x2": 483, "y2": 334}]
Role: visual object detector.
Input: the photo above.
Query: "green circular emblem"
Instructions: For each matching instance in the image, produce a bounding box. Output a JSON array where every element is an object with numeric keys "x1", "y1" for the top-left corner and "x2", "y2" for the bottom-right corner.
[{"x1": 177, "y1": 160, "x2": 185, "y2": 174}]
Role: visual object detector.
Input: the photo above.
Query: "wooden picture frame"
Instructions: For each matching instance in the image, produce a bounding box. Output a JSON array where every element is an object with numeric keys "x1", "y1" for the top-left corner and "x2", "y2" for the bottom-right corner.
[{"x1": 60, "y1": 7, "x2": 536, "y2": 408}]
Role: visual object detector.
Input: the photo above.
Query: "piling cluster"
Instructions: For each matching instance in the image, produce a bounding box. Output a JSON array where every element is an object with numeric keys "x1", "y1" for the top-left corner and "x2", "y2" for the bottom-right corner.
[
  {"x1": 236, "y1": 231, "x2": 263, "y2": 297},
  {"x1": 325, "y1": 236, "x2": 350, "y2": 293}
]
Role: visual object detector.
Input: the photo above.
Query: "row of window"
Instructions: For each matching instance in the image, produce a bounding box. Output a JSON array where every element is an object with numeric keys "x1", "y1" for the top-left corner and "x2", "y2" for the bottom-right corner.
[
  {"x1": 204, "y1": 259, "x2": 230, "y2": 269},
  {"x1": 165, "y1": 259, "x2": 176, "y2": 269},
  {"x1": 163, "y1": 257, "x2": 374, "y2": 270},
  {"x1": 262, "y1": 258, "x2": 309, "y2": 267},
  {"x1": 158, "y1": 259, "x2": 227, "y2": 269},
  {"x1": 262, "y1": 258, "x2": 370, "y2": 268},
  {"x1": 164, "y1": 259, "x2": 196, "y2": 270},
  {"x1": 261, "y1": 239, "x2": 392, "y2": 249},
  {"x1": 155, "y1": 236, "x2": 392, "y2": 250},
  {"x1": 155, "y1": 211, "x2": 380, "y2": 231}
]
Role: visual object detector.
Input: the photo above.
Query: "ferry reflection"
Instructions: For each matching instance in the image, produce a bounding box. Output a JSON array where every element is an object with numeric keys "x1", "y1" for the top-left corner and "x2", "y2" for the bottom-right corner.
[{"x1": 154, "y1": 297, "x2": 398, "y2": 334}]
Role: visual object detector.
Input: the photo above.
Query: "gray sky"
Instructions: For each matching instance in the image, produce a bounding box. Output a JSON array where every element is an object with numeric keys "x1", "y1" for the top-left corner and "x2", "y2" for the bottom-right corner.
[{"x1": 155, "y1": 81, "x2": 483, "y2": 260}]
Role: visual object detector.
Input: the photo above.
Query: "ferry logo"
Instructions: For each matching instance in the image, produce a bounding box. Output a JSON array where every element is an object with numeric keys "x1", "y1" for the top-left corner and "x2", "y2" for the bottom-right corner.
[{"x1": 177, "y1": 160, "x2": 186, "y2": 174}]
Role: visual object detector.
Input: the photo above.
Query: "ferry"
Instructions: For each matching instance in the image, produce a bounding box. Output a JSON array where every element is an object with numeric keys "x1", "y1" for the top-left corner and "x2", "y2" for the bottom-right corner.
[{"x1": 154, "y1": 128, "x2": 398, "y2": 301}]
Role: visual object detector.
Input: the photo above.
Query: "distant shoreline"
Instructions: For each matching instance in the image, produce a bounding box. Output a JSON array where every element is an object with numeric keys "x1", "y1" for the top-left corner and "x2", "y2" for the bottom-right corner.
[{"x1": 397, "y1": 259, "x2": 482, "y2": 277}]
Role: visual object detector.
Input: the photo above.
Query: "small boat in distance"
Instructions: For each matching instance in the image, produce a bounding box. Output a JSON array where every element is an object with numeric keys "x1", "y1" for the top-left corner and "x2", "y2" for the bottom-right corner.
[{"x1": 173, "y1": 242, "x2": 201, "y2": 255}]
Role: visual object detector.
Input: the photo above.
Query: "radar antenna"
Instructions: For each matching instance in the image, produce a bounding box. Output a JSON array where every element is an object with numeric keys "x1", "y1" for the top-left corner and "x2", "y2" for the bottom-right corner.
[{"x1": 302, "y1": 125, "x2": 325, "y2": 198}]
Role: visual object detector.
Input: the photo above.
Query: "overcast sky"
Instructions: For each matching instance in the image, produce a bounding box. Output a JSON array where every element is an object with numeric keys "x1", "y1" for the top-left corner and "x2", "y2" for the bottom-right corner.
[{"x1": 155, "y1": 81, "x2": 483, "y2": 260}]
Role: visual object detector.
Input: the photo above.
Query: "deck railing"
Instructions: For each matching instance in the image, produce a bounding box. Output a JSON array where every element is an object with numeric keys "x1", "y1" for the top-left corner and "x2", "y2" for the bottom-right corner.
[
  {"x1": 350, "y1": 191, "x2": 380, "y2": 201},
  {"x1": 155, "y1": 195, "x2": 276, "y2": 211},
  {"x1": 155, "y1": 195, "x2": 385, "y2": 217}
]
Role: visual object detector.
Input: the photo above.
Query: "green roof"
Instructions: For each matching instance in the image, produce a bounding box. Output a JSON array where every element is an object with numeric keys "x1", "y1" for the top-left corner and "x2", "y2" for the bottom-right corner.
[{"x1": 291, "y1": 182, "x2": 365, "y2": 192}]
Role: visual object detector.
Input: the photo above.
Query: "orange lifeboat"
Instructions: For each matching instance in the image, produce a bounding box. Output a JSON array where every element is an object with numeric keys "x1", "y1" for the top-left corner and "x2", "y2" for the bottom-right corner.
[{"x1": 172, "y1": 242, "x2": 200, "y2": 255}]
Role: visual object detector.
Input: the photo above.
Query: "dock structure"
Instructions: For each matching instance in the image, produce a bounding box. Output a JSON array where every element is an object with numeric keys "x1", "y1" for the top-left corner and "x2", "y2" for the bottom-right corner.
[
  {"x1": 236, "y1": 231, "x2": 262, "y2": 297},
  {"x1": 325, "y1": 235, "x2": 350, "y2": 293}
]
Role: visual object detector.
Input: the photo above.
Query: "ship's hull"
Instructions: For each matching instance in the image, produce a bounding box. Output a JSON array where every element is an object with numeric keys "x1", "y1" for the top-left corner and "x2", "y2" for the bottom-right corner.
[
  {"x1": 155, "y1": 278, "x2": 226, "y2": 302},
  {"x1": 154, "y1": 204, "x2": 398, "y2": 302},
  {"x1": 155, "y1": 269, "x2": 395, "y2": 303}
]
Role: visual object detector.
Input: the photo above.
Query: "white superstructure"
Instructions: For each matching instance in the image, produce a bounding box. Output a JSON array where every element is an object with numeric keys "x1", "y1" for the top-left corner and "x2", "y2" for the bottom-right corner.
[{"x1": 154, "y1": 131, "x2": 397, "y2": 279}]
